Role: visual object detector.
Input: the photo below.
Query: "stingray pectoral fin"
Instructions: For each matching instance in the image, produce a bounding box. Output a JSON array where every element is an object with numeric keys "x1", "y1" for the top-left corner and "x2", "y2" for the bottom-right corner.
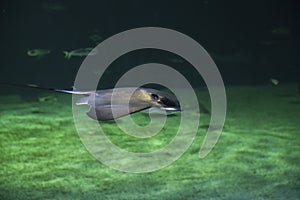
[
  {"x1": 141, "y1": 107, "x2": 179, "y2": 115},
  {"x1": 75, "y1": 96, "x2": 90, "y2": 105},
  {"x1": 87, "y1": 103, "x2": 151, "y2": 121},
  {"x1": 87, "y1": 105, "x2": 122, "y2": 121}
]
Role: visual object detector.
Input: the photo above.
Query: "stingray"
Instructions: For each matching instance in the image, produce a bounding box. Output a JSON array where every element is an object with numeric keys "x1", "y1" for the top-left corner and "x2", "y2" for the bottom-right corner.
[{"x1": 0, "y1": 82, "x2": 181, "y2": 121}]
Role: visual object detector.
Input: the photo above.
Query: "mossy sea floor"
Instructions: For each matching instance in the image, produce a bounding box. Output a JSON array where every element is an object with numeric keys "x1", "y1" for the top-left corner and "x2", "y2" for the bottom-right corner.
[{"x1": 0, "y1": 84, "x2": 299, "y2": 199}]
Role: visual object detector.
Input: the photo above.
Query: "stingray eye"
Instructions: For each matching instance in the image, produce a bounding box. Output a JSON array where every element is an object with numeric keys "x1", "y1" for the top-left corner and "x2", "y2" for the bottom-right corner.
[{"x1": 151, "y1": 93, "x2": 159, "y2": 101}]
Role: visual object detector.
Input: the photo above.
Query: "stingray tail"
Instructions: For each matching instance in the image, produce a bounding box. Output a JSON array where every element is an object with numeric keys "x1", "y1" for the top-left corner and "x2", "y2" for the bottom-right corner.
[
  {"x1": 0, "y1": 82, "x2": 76, "y2": 94},
  {"x1": 0, "y1": 82, "x2": 95, "y2": 95}
]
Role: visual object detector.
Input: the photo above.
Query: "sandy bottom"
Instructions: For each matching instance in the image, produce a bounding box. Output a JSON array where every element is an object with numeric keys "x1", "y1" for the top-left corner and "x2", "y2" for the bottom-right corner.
[{"x1": 0, "y1": 84, "x2": 299, "y2": 199}]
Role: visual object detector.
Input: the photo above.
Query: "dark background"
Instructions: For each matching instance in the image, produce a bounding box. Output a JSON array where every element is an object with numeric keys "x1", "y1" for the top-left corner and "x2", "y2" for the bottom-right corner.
[{"x1": 0, "y1": 0, "x2": 298, "y2": 90}]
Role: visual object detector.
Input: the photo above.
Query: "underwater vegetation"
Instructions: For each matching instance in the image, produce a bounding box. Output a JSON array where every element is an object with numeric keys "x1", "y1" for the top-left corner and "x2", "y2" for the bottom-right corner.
[{"x1": 0, "y1": 84, "x2": 299, "y2": 199}]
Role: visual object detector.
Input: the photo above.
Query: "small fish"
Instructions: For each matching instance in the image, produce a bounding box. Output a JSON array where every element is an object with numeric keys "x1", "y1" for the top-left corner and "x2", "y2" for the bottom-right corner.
[
  {"x1": 210, "y1": 52, "x2": 253, "y2": 64},
  {"x1": 27, "y1": 49, "x2": 51, "y2": 58},
  {"x1": 259, "y1": 40, "x2": 277, "y2": 46},
  {"x1": 63, "y1": 48, "x2": 97, "y2": 59},
  {"x1": 89, "y1": 34, "x2": 103, "y2": 44},
  {"x1": 0, "y1": 82, "x2": 181, "y2": 121},
  {"x1": 271, "y1": 27, "x2": 291, "y2": 36},
  {"x1": 270, "y1": 78, "x2": 279, "y2": 86},
  {"x1": 38, "y1": 95, "x2": 57, "y2": 103},
  {"x1": 42, "y1": 1, "x2": 66, "y2": 11}
]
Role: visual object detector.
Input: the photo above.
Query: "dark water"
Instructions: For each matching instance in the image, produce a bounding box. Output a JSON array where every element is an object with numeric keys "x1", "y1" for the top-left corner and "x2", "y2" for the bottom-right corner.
[{"x1": 0, "y1": 0, "x2": 298, "y2": 89}]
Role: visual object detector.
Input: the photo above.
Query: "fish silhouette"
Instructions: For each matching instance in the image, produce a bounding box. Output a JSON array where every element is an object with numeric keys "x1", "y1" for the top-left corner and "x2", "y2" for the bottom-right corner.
[{"x1": 0, "y1": 82, "x2": 181, "y2": 121}]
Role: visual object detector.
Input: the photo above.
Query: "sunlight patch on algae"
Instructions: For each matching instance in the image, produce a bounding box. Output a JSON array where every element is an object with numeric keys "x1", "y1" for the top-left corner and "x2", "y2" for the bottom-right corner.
[{"x1": 100, "y1": 113, "x2": 180, "y2": 153}]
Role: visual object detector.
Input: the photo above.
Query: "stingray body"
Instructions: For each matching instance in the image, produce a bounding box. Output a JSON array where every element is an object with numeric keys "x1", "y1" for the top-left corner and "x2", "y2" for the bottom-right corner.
[
  {"x1": 59, "y1": 87, "x2": 181, "y2": 121},
  {"x1": 0, "y1": 82, "x2": 181, "y2": 121}
]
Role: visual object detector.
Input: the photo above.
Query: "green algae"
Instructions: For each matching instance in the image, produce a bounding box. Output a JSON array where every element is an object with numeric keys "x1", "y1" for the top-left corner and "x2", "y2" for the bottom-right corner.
[{"x1": 0, "y1": 84, "x2": 299, "y2": 199}]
